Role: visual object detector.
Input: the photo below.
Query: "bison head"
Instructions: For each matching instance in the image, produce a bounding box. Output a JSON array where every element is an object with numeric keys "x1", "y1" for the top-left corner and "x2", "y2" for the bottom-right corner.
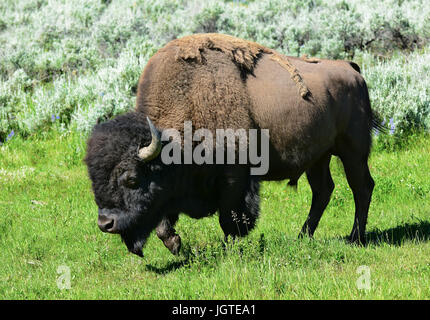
[{"x1": 84, "y1": 112, "x2": 170, "y2": 257}]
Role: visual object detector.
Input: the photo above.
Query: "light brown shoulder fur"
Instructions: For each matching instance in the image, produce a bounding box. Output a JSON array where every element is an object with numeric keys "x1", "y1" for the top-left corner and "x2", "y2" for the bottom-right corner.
[{"x1": 164, "y1": 33, "x2": 311, "y2": 99}]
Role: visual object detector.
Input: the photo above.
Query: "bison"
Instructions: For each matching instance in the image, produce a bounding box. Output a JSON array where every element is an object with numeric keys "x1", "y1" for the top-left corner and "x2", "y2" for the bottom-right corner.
[{"x1": 85, "y1": 33, "x2": 379, "y2": 257}]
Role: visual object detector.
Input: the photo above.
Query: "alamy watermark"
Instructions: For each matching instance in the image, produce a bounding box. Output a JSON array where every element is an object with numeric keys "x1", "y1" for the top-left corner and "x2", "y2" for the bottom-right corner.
[
  {"x1": 159, "y1": 121, "x2": 270, "y2": 175},
  {"x1": 356, "y1": 265, "x2": 371, "y2": 292},
  {"x1": 57, "y1": 265, "x2": 71, "y2": 290}
]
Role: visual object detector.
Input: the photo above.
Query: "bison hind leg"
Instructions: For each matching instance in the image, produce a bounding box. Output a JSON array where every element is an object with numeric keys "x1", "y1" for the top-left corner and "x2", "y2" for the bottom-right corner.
[
  {"x1": 335, "y1": 127, "x2": 375, "y2": 245},
  {"x1": 339, "y1": 151, "x2": 374, "y2": 245},
  {"x1": 299, "y1": 153, "x2": 334, "y2": 238}
]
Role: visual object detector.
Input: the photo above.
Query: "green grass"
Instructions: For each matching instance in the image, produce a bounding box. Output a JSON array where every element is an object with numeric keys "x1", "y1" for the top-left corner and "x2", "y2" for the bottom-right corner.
[{"x1": 0, "y1": 131, "x2": 429, "y2": 299}]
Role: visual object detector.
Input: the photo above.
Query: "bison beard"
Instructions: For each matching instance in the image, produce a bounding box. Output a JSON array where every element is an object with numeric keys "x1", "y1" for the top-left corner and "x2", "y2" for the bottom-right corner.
[{"x1": 120, "y1": 217, "x2": 159, "y2": 257}]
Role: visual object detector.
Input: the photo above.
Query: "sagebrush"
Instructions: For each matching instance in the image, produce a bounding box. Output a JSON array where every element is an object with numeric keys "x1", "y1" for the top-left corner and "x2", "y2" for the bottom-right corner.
[{"x1": 0, "y1": 0, "x2": 429, "y2": 141}]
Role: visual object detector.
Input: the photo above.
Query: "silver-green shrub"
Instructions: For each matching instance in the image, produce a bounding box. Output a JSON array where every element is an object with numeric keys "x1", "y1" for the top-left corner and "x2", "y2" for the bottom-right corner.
[
  {"x1": 362, "y1": 49, "x2": 430, "y2": 133},
  {"x1": 0, "y1": 0, "x2": 429, "y2": 140}
]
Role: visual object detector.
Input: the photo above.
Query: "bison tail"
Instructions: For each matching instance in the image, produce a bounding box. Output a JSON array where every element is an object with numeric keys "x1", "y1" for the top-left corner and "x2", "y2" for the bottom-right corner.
[
  {"x1": 371, "y1": 110, "x2": 388, "y2": 134},
  {"x1": 358, "y1": 74, "x2": 387, "y2": 135},
  {"x1": 348, "y1": 61, "x2": 361, "y2": 74}
]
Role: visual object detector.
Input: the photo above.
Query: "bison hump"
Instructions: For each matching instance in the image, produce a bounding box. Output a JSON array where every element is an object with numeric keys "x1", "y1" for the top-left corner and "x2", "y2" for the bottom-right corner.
[
  {"x1": 171, "y1": 33, "x2": 266, "y2": 74},
  {"x1": 164, "y1": 33, "x2": 312, "y2": 99}
]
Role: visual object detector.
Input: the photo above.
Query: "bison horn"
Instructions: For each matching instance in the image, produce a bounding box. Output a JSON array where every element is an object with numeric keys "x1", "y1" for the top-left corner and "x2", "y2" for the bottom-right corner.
[{"x1": 138, "y1": 117, "x2": 162, "y2": 161}]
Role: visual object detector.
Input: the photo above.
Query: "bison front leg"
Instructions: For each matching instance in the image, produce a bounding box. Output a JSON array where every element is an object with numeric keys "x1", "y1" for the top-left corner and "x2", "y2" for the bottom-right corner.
[
  {"x1": 218, "y1": 173, "x2": 260, "y2": 241},
  {"x1": 156, "y1": 215, "x2": 181, "y2": 255}
]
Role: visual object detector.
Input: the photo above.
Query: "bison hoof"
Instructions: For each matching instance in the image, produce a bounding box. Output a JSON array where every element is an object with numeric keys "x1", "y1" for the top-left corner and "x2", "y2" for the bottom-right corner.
[
  {"x1": 347, "y1": 235, "x2": 366, "y2": 246},
  {"x1": 164, "y1": 234, "x2": 181, "y2": 255}
]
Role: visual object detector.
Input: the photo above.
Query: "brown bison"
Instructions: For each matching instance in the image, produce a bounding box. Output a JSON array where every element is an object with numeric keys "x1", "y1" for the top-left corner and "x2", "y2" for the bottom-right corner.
[{"x1": 85, "y1": 33, "x2": 379, "y2": 257}]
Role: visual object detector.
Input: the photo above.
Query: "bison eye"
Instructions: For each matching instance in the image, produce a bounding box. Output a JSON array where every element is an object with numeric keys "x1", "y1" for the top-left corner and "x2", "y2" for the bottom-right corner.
[{"x1": 119, "y1": 171, "x2": 139, "y2": 189}]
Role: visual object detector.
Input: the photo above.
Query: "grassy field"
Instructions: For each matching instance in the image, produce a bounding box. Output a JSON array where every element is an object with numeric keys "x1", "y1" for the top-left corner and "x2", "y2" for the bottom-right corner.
[{"x1": 0, "y1": 130, "x2": 429, "y2": 300}]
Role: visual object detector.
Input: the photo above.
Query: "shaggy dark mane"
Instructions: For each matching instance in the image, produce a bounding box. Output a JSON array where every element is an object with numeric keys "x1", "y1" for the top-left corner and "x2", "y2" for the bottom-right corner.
[
  {"x1": 84, "y1": 112, "x2": 152, "y2": 207},
  {"x1": 85, "y1": 112, "x2": 151, "y2": 168}
]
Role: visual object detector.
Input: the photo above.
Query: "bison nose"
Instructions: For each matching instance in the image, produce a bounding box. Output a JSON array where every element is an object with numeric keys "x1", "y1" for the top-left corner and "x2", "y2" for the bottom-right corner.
[{"x1": 97, "y1": 215, "x2": 117, "y2": 233}]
